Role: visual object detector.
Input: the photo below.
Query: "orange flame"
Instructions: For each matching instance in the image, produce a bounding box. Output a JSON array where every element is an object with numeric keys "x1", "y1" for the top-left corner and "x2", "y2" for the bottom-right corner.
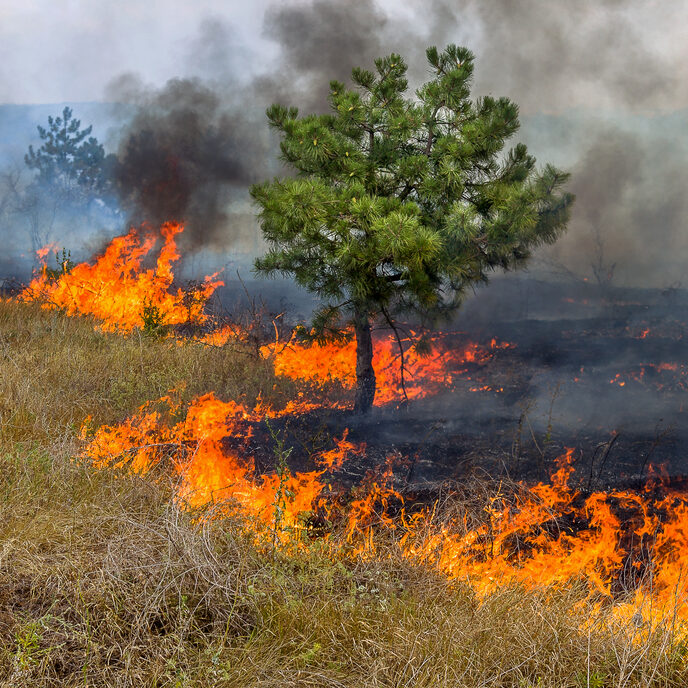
[
  {"x1": 263, "y1": 333, "x2": 503, "y2": 406},
  {"x1": 397, "y1": 449, "x2": 688, "y2": 625},
  {"x1": 319, "y1": 429, "x2": 365, "y2": 469},
  {"x1": 82, "y1": 393, "x2": 367, "y2": 539},
  {"x1": 83, "y1": 399, "x2": 688, "y2": 625},
  {"x1": 20, "y1": 223, "x2": 223, "y2": 333},
  {"x1": 35, "y1": 241, "x2": 60, "y2": 261},
  {"x1": 21, "y1": 225, "x2": 688, "y2": 626}
]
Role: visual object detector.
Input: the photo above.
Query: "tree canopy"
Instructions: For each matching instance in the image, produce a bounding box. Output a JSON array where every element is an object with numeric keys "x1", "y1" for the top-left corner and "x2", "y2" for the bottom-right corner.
[
  {"x1": 252, "y1": 44, "x2": 574, "y2": 412},
  {"x1": 25, "y1": 106, "x2": 115, "y2": 200}
]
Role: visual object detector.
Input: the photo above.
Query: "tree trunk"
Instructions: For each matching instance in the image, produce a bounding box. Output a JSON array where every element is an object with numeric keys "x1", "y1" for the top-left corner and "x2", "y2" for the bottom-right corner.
[{"x1": 353, "y1": 307, "x2": 376, "y2": 414}]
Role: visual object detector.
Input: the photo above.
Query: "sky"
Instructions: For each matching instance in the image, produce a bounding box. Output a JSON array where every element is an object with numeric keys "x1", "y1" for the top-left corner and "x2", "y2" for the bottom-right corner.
[
  {"x1": 1, "y1": 0, "x2": 687, "y2": 114},
  {"x1": 1, "y1": 0, "x2": 687, "y2": 286}
]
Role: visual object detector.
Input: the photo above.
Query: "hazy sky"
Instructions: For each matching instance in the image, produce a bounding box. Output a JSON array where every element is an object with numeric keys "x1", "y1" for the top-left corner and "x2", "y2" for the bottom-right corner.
[{"x1": 1, "y1": 0, "x2": 687, "y2": 114}]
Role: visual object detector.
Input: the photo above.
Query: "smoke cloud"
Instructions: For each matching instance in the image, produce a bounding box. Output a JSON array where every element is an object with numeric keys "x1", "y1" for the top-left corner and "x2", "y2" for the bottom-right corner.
[
  {"x1": 260, "y1": 0, "x2": 392, "y2": 112},
  {"x1": 102, "y1": 0, "x2": 687, "y2": 283},
  {"x1": 106, "y1": 0, "x2": 408, "y2": 251},
  {"x1": 545, "y1": 127, "x2": 688, "y2": 287},
  {"x1": 440, "y1": 0, "x2": 685, "y2": 114},
  {"x1": 2, "y1": 0, "x2": 684, "y2": 282},
  {"x1": 109, "y1": 74, "x2": 268, "y2": 250}
]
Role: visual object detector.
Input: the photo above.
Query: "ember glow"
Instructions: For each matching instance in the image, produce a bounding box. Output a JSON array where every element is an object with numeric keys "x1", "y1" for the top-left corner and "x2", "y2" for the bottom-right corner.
[
  {"x1": 20, "y1": 223, "x2": 223, "y2": 333},
  {"x1": 609, "y1": 362, "x2": 687, "y2": 390}
]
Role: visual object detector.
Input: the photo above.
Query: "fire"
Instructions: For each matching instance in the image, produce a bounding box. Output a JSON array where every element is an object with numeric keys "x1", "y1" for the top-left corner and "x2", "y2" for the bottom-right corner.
[
  {"x1": 18, "y1": 223, "x2": 688, "y2": 628},
  {"x1": 35, "y1": 241, "x2": 60, "y2": 261},
  {"x1": 16, "y1": 225, "x2": 514, "y2": 407},
  {"x1": 263, "y1": 333, "x2": 504, "y2": 406},
  {"x1": 83, "y1": 398, "x2": 688, "y2": 626},
  {"x1": 319, "y1": 429, "x2": 365, "y2": 469},
  {"x1": 82, "y1": 393, "x2": 368, "y2": 539},
  {"x1": 19, "y1": 227, "x2": 509, "y2": 407},
  {"x1": 562, "y1": 297, "x2": 590, "y2": 305},
  {"x1": 20, "y1": 223, "x2": 223, "y2": 333},
  {"x1": 398, "y1": 455, "x2": 688, "y2": 626},
  {"x1": 609, "y1": 362, "x2": 685, "y2": 390}
]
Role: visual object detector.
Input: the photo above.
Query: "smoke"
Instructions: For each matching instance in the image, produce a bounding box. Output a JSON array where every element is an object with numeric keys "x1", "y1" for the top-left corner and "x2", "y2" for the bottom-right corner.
[
  {"x1": 258, "y1": 0, "x2": 685, "y2": 115},
  {"x1": 441, "y1": 0, "x2": 685, "y2": 114},
  {"x1": 402, "y1": 0, "x2": 688, "y2": 287},
  {"x1": 107, "y1": 0, "x2": 409, "y2": 251},
  {"x1": 540, "y1": 125, "x2": 688, "y2": 287},
  {"x1": 102, "y1": 0, "x2": 687, "y2": 281},
  {"x1": 109, "y1": 74, "x2": 268, "y2": 251},
  {"x1": 260, "y1": 0, "x2": 393, "y2": 112},
  {"x1": 0, "y1": 0, "x2": 678, "y2": 280}
]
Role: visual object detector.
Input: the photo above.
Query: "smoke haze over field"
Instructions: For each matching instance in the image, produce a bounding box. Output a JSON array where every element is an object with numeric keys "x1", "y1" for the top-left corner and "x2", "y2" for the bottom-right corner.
[{"x1": 0, "y1": 0, "x2": 687, "y2": 285}]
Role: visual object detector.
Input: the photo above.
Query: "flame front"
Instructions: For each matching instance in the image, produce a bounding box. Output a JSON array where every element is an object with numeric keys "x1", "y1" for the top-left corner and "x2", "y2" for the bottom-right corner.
[
  {"x1": 263, "y1": 334, "x2": 506, "y2": 406},
  {"x1": 82, "y1": 399, "x2": 688, "y2": 628},
  {"x1": 16, "y1": 224, "x2": 688, "y2": 632},
  {"x1": 21, "y1": 223, "x2": 223, "y2": 333}
]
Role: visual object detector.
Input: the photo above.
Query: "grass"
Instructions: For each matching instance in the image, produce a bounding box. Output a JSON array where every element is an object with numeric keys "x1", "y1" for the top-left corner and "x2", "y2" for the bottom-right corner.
[
  {"x1": 1, "y1": 299, "x2": 687, "y2": 686},
  {"x1": 0, "y1": 300, "x2": 296, "y2": 443}
]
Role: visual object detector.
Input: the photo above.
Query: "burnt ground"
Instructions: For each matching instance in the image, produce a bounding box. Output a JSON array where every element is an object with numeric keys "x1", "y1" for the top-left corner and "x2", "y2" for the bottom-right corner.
[
  {"x1": 6, "y1": 273, "x2": 688, "y2": 496},
  {"x1": 241, "y1": 279, "x2": 688, "y2": 496}
]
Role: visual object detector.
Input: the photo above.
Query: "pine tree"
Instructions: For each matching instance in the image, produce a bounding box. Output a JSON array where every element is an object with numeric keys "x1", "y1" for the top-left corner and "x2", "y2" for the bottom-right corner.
[
  {"x1": 25, "y1": 106, "x2": 114, "y2": 198},
  {"x1": 22, "y1": 107, "x2": 118, "y2": 252},
  {"x1": 252, "y1": 45, "x2": 574, "y2": 413}
]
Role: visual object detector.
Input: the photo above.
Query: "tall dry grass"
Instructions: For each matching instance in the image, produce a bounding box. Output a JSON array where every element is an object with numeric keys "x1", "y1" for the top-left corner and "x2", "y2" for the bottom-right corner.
[
  {"x1": 1, "y1": 300, "x2": 687, "y2": 686},
  {"x1": 0, "y1": 300, "x2": 295, "y2": 444}
]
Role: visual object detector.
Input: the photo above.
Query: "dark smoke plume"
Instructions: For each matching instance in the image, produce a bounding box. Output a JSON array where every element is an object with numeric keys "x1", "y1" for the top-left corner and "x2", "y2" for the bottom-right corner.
[
  {"x1": 260, "y1": 0, "x2": 393, "y2": 112},
  {"x1": 110, "y1": 75, "x2": 266, "y2": 250},
  {"x1": 107, "y1": 0, "x2": 407, "y2": 251},
  {"x1": 262, "y1": 0, "x2": 683, "y2": 114}
]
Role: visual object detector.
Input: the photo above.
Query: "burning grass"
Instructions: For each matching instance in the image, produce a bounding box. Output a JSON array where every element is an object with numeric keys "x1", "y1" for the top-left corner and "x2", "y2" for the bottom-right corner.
[
  {"x1": 0, "y1": 305, "x2": 687, "y2": 684},
  {"x1": 18, "y1": 222, "x2": 223, "y2": 334},
  {"x1": 4, "y1": 226, "x2": 688, "y2": 683},
  {"x1": 14, "y1": 222, "x2": 503, "y2": 408},
  {"x1": 2, "y1": 438, "x2": 687, "y2": 686},
  {"x1": 79, "y1": 391, "x2": 688, "y2": 635}
]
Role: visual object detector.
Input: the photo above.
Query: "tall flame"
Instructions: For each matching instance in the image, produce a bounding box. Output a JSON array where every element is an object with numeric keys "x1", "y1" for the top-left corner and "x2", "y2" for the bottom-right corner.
[{"x1": 21, "y1": 223, "x2": 223, "y2": 333}]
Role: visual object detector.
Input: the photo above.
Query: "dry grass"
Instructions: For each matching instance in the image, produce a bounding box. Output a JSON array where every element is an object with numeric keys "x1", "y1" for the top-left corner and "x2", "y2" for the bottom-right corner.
[
  {"x1": 1, "y1": 300, "x2": 687, "y2": 686},
  {"x1": 0, "y1": 300, "x2": 296, "y2": 444}
]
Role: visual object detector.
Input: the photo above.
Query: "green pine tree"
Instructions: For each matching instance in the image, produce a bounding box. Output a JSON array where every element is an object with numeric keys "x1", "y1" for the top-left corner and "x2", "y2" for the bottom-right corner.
[
  {"x1": 25, "y1": 106, "x2": 115, "y2": 199},
  {"x1": 252, "y1": 45, "x2": 574, "y2": 413},
  {"x1": 22, "y1": 107, "x2": 118, "y2": 252}
]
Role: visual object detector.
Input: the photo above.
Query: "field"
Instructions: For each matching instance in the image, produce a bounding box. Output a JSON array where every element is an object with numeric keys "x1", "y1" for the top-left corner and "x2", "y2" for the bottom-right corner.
[{"x1": 1, "y1": 299, "x2": 687, "y2": 687}]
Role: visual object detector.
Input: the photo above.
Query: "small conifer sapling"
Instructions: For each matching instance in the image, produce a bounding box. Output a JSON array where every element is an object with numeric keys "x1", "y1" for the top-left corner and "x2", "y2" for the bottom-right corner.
[{"x1": 252, "y1": 45, "x2": 574, "y2": 413}]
